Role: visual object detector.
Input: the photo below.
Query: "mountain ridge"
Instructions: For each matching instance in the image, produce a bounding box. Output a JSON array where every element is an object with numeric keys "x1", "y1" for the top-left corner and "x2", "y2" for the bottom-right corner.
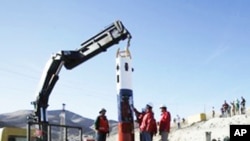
[{"x1": 0, "y1": 109, "x2": 118, "y2": 136}]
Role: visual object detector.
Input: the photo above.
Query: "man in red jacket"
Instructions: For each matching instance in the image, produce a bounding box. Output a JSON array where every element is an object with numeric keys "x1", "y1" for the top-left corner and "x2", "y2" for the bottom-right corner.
[
  {"x1": 159, "y1": 104, "x2": 171, "y2": 141},
  {"x1": 140, "y1": 103, "x2": 157, "y2": 141}
]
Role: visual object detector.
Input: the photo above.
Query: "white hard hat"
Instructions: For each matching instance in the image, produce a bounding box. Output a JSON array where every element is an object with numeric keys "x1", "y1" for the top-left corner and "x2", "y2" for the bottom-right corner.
[
  {"x1": 146, "y1": 102, "x2": 153, "y2": 108},
  {"x1": 159, "y1": 104, "x2": 167, "y2": 109}
]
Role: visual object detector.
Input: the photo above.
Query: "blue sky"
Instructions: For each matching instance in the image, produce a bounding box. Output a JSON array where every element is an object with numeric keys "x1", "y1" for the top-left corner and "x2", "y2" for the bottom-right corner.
[{"x1": 0, "y1": 0, "x2": 250, "y2": 121}]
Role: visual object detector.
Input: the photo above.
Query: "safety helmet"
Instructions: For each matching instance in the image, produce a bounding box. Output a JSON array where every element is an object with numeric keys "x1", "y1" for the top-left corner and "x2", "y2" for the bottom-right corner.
[
  {"x1": 146, "y1": 102, "x2": 153, "y2": 108},
  {"x1": 99, "y1": 108, "x2": 106, "y2": 114},
  {"x1": 159, "y1": 104, "x2": 167, "y2": 109}
]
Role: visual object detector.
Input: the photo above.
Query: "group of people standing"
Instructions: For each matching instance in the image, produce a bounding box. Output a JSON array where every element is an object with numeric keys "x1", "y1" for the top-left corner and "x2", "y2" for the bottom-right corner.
[
  {"x1": 94, "y1": 103, "x2": 171, "y2": 141},
  {"x1": 219, "y1": 96, "x2": 246, "y2": 117},
  {"x1": 133, "y1": 103, "x2": 171, "y2": 141}
]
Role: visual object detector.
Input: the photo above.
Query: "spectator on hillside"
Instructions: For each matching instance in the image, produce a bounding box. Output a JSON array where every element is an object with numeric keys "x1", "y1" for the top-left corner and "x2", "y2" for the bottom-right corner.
[
  {"x1": 173, "y1": 118, "x2": 176, "y2": 124},
  {"x1": 212, "y1": 107, "x2": 215, "y2": 118},
  {"x1": 236, "y1": 98, "x2": 240, "y2": 114},
  {"x1": 182, "y1": 118, "x2": 185, "y2": 124},
  {"x1": 222, "y1": 100, "x2": 229, "y2": 117},
  {"x1": 220, "y1": 106, "x2": 224, "y2": 118},
  {"x1": 227, "y1": 104, "x2": 231, "y2": 117},
  {"x1": 241, "y1": 96, "x2": 246, "y2": 114},
  {"x1": 176, "y1": 115, "x2": 181, "y2": 129},
  {"x1": 230, "y1": 101, "x2": 236, "y2": 116}
]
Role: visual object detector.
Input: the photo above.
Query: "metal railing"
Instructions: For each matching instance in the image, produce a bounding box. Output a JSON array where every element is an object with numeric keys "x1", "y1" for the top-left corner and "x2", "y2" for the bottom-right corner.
[{"x1": 27, "y1": 122, "x2": 83, "y2": 141}]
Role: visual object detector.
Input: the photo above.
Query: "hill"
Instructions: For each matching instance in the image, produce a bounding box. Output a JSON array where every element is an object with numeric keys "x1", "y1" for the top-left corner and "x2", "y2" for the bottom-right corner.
[
  {"x1": 167, "y1": 113, "x2": 249, "y2": 141},
  {"x1": 0, "y1": 109, "x2": 118, "y2": 137},
  {"x1": 108, "y1": 108, "x2": 250, "y2": 141}
]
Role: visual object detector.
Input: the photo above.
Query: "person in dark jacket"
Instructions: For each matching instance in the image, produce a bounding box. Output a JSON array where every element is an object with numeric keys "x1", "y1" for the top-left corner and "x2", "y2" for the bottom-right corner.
[{"x1": 94, "y1": 108, "x2": 109, "y2": 141}]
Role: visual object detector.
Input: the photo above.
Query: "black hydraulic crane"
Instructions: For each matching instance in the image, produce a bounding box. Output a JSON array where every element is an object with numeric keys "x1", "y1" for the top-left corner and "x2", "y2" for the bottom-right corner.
[{"x1": 28, "y1": 20, "x2": 131, "y2": 141}]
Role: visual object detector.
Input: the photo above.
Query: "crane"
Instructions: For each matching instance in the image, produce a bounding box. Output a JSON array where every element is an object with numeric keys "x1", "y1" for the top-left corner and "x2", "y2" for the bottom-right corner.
[{"x1": 28, "y1": 20, "x2": 132, "y2": 141}]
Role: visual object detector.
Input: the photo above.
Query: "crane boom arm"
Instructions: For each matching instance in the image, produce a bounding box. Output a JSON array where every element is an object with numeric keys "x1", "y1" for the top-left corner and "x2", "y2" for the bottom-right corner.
[
  {"x1": 63, "y1": 20, "x2": 131, "y2": 69},
  {"x1": 31, "y1": 20, "x2": 131, "y2": 122}
]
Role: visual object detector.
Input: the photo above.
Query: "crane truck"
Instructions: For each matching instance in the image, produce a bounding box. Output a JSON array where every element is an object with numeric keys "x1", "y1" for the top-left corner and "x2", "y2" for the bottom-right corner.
[{"x1": 0, "y1": 20, "x2": 132, "y2": 141}]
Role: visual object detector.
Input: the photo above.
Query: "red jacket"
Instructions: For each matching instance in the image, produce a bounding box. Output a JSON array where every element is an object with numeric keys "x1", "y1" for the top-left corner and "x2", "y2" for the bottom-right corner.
[
  {"x1": 133, "y1": 108, "x2": 145, "y2": 126},
  {"x1": 159, "y1": 111, "x2": 171, "y2": 132},
  {"x1": 140, "y1": 111, "x2": 157, "y2": 134}
]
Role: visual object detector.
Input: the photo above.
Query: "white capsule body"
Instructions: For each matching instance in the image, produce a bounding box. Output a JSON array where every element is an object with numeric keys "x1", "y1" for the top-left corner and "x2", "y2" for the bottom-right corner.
[
  {"x1": 116, "y1": 48, "x2": 134, "y2": 141},
  {"x1": 116, "y1": 49, "x2": 133, "y2": 91}
]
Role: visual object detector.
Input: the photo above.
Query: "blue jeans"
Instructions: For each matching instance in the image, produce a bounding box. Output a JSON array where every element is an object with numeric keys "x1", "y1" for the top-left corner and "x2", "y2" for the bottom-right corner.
[
  {"x1": 160, "y1": 131, "x2": 168, "y2": 141},
  {"x1": 140, "y1": 132, "x2": 143, "y2": 141},
  {"x1": 141, "y1": 131, "x2": 152, "y2": 141},
  {"x1": 96, "y1": 132, "x2": 107, "y2": 141}
]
